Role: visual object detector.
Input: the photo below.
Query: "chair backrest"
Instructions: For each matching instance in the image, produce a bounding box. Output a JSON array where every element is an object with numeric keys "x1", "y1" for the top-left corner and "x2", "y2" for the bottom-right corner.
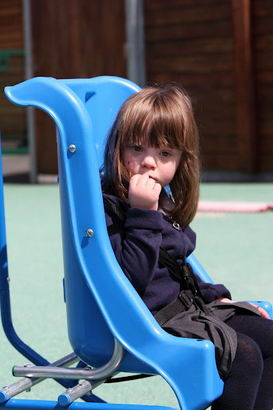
[
  {"x1": 5, "y1": 76, "x2": 162, "y2": 369},
  {"x1": 58, "y1": 77, "x2": 143, "y2": 366},
  {"x1": 5, "y1": 77, "x2": 224, "y2": 409},
  {"x1": 4, "y1": 76, "x2": 214, "y2": 367},
  {"x1": 58, "y1": 77, "x2": 140, "y2": 168}
]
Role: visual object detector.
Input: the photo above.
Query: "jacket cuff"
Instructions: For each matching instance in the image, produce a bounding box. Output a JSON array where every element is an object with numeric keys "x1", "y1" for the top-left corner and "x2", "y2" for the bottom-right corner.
[{"x1": 200, "y1": 284, "x2": 232, "y2": 303}]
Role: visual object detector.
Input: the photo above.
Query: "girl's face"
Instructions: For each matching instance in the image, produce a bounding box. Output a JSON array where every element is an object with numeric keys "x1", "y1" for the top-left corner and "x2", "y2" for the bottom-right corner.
[{"x1": 122, "y1": 144, "x2": 182, "y2": 187}]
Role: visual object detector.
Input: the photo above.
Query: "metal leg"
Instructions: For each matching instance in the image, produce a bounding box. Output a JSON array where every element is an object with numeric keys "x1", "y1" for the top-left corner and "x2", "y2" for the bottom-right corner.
[
  {"x1": 13, "y1": 339, "x2": 124, "y2": 381},
  {"x1": 0, "y1": 353, "x2": 77, "y2": 403}
]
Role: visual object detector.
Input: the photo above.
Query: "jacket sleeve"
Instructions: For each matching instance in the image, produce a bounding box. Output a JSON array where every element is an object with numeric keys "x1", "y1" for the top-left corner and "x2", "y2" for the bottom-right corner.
[
  {"x1": 106, "y1": 207, "x2": 164, "y2": 294},
  {"x1": 195, "y1": 274, "x2": 232, "y2": 303}
]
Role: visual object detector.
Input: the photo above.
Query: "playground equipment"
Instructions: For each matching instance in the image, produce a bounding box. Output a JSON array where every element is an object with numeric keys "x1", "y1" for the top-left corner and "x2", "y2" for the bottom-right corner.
[{"x1": 1, "y1": 76, "x2": 272, "y2": 410}]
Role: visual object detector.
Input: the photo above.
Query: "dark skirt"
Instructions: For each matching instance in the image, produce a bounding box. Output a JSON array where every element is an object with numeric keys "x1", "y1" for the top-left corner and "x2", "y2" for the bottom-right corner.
[{"x1": 155, "y1": 293, "x2": 262, "y2": 379}]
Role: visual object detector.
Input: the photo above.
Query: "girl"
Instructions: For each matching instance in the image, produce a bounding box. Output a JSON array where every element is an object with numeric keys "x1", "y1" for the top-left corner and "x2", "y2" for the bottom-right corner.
[{"x1": 101, "y1": 85, "x2": 273, "y2": 409}]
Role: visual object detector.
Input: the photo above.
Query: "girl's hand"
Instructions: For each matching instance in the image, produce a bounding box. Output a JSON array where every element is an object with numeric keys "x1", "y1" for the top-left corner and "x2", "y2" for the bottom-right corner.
[
  {"x1": 128, "y1": 174, "x2": 162, "y2": 210},
  {"x1": 218, "y1": 298, "x2": 270, "y2": 319},
  {"x1": 218, "y1": 298, "x2": 238, "y2": 304},
  {"x1": 248, "y1": 303, "x2": 270, "y2": 319}
]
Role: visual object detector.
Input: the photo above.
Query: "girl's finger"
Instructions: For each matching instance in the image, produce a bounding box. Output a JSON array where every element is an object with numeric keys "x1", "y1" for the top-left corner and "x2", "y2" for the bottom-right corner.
[
  {"x1": 154, "y1": 182, "x2": 162, "y2": 193},
  {"x1": 146, "y1": 177, "x2": 156, "y2": 189},
  {"x1": 130, "y1": 174, "x2": 141, "y2": 186},
  {"x1": 138, "y1": 174, "x2": 153, "y2": 188},
  {"x1": 249, "y1": 303, "x2": 271, "y2": 319},
  {"x1": 259, "y1": 308, "x2": 270, "y2": 319}
]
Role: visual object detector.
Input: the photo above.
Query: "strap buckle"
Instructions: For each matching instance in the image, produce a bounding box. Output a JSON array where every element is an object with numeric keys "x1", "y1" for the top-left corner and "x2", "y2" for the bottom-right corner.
[{"x1": 178, "y1": 290, "x2": 194, "y2": 309}]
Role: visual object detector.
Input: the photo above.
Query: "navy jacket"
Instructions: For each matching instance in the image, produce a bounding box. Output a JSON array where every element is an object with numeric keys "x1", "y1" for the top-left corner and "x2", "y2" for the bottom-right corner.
[{"x1": 104, "y1": 193, "x2": 231, "y2": 314}]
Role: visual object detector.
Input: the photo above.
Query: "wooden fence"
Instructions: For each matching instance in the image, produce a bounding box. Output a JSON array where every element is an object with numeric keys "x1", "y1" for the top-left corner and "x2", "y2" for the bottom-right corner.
[
  {"x1": 1, "y1": 0, "x2": 273, "y2": 176},
  {"x1": 145, "y1": 0, "x2": 273, "y2": 174}
]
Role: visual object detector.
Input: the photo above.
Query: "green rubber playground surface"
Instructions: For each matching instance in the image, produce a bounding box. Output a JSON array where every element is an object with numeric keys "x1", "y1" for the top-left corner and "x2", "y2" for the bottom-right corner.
[{"x1": 0, "y1": 183, "x2": 273, "y2": 408}]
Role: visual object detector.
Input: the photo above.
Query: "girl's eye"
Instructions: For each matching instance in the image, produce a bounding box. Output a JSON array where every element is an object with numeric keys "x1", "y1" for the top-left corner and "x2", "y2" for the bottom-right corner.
[
  {"x1": 160, "y1": 150, "x2": 171, "y2": 158},
  {"x1": 130, "y1": 145, "x2": 143, "y2": 152}
]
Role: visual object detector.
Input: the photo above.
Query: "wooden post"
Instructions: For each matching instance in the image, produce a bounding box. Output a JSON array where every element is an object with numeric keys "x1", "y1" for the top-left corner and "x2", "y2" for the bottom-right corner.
[{"x1": 232, "y1": 0, "x2": 258, "y2": 172}]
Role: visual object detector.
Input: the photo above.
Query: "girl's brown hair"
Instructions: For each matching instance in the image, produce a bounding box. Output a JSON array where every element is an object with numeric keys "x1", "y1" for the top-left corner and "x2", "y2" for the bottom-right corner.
[{"x1": 102, "y1": 84, "x2": 200, "y2": 228}]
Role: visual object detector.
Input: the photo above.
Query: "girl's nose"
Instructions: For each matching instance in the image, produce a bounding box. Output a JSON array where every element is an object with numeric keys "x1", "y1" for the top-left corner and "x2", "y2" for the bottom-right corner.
[{"x1": 141, "y1": 154, "x2": 156, "y2": 169}]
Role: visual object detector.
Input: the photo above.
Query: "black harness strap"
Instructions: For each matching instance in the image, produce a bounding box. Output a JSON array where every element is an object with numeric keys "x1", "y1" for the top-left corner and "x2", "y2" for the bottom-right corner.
[{"x1": 158, "y1": 247, "x2": 202, "y2": 297}]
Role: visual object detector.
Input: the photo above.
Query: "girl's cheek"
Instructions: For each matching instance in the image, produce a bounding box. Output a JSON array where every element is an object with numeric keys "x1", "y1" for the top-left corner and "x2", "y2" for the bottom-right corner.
[
  {"x1": 126, "y1": 160, "x2": 135, "y2": 171},
  {"x1": 122, "y1": 153, "x2": 134, "y2": 171}
]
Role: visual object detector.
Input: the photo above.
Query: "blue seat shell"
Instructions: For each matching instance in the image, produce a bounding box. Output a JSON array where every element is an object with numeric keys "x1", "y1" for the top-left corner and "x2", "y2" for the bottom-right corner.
[{"x1": 4, "y1": 76, "x2": 223, "y2": 410}]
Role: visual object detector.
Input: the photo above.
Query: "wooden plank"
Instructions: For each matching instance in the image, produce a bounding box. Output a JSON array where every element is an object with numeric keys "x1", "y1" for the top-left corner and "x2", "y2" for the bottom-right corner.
[
  {"x1": 252, "y1": 0, "x2": 273, "y2": 17},
  {"x1": 232, "y1": 0, "x2": 257, "y2": 172},
  {"x1": 256, "y1": 85, "x2": 273, "y2": 101},
  {"x1": 0, "y1": 119, "x2": 26, "y2": 134},
  {"x1": 145, "y1": 2, "x2": 230, "y2": 26},
  {"x1": 256, "y1": 123, "x2": 273, "y2": 137},
  {"x1": 0, "y1": 0, "x2": 23, "y2": 49},
  {"x1": 146, "y1": 20, "x2": 232, "y2": 43},
  {"x1": 0, "y1": 106, "x2": 26, "y2": 136},
  {"x1": 0, "y1": 55, "x2": 25, "y2": 143},
  {"x1": 195, "y1": 107, "x2": 236, "y2": 123},
  {"x1": 0, "y1": 1, "x2": 25, "y2": 142},
  {"x1": 255, "y1": 51, "x2": 273, "y2": 70},
  {"x1": 255, "y1": 34, "x2": 273, "y2": 51},
  {"x1": 255, "y1": 117, "x2": 273, "y2": 129},
  {"x1": 145, "y1": 1, "x2": 238, "y2": 172},
  {"x1": 200, "y1": 132, "x2": 236, "y2": 144},
  {"x1": 146, "y1": 71, "x2": 234, "y2": 88},
  {"x1": 203, "y1": 154, "x2": 244, "y2": 170},
  {"x1": 260, "y1": 138, "x2": 273, "y2": 153},
  {"x1": 199, "y1": 122, "x2": 236, "y2": 137},
  {"x1": 252, "y1": 0, "x2": 273, "y2": 168},
  {"x1": 257, "y1": 71, "x2": 273, "y2": 84},
  {"x1": 147, "y1": 54, "x2": 232, "y2": 73},
  {"x1": 145, "y1": 0, "x2": 222, "y2": 11},
  {"x1": 191, "y1": 88, "x2": 236, "y2": 107},
  {"x1": 31, "y1": 0, "x2": 126, "y2": 174},
  {"x1": 258, "y1": 155, "x2": 273, "y2": 172},
  {"x1": 146, "y1": 37, "x2": 232, "y2": 58},
  {"x1": 144, "y1": 0, "x2": 273, "y2": 173},
  {"x1": 35, "y1": 110, "x2": 58, "y2": 175},
  {"x1": 253, "y1": 17, "x2": 273, "y2": 36}
]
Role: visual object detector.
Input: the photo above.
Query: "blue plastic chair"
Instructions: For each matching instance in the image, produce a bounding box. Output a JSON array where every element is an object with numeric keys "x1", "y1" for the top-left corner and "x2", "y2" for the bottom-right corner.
[{"x1": 1, "y1": 76, "x2": 271, "y2": 410}]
